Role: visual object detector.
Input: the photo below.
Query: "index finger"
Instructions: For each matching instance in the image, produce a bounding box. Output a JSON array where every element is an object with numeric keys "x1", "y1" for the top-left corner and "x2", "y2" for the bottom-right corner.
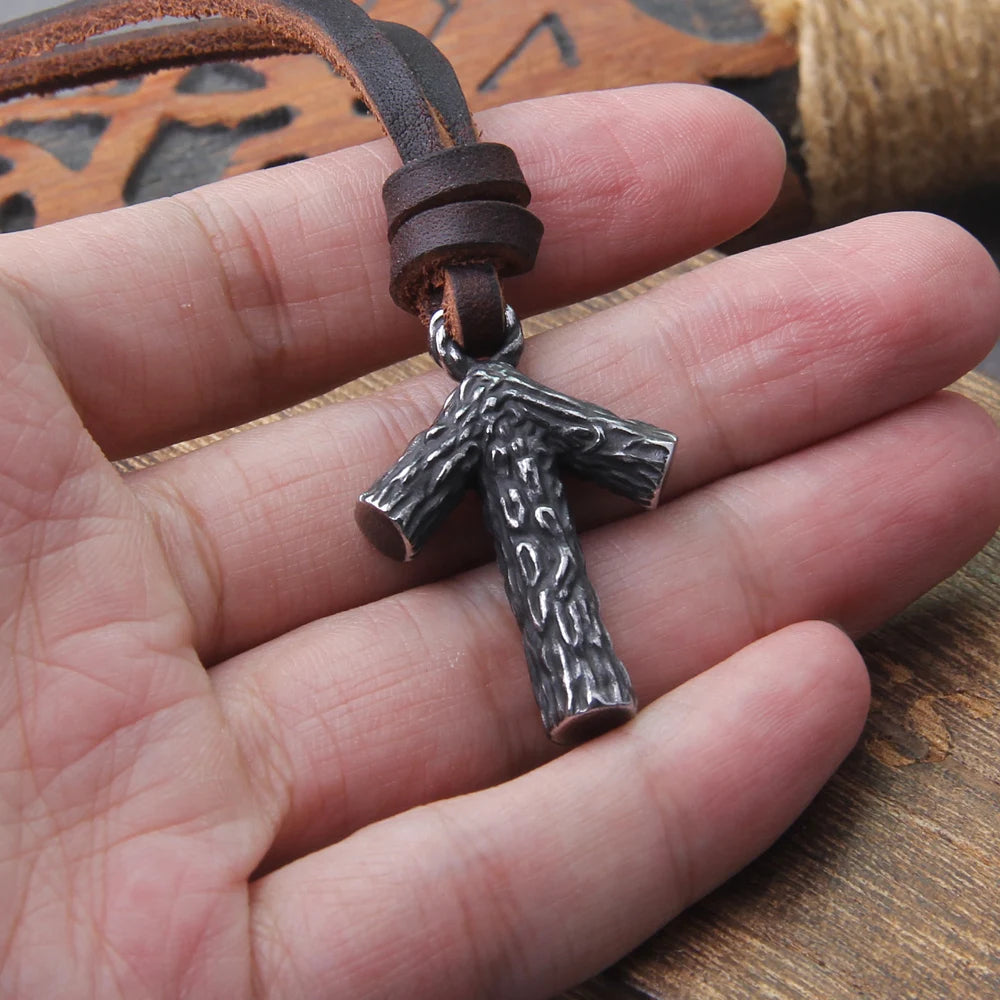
[{"x1": 0, "y1": 85, "x2": 786, "y2": 457}]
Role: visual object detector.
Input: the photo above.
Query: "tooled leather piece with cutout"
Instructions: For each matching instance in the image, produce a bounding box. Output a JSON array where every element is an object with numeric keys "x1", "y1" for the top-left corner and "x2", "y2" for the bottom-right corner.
[{"x1": 0, "y1": 0, "x2": 543, "y2": 354}]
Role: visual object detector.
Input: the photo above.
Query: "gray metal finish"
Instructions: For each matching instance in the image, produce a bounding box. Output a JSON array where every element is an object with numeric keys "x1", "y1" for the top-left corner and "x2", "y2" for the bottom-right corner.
[
  {"x1": 358, "y1": 313, "x2": 676, "y2": 744},
  {"x1": 430, "y1": 306, "x2": 523, "y2": 379}
]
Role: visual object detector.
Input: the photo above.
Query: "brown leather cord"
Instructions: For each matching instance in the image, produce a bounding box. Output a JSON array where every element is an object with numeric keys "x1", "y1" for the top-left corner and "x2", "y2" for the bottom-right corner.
[
  {"x1": 0, "y1": 21, "x2": 291, "y2": 98},
  {"x1": 0, "y1": 0, "x2": 544, "y2": 354},
  {"x1": 0, "y1": 1, "x2": 468, "y2": 159},
  {"x1": 0, "y1": 15, "x2": 476, "y2": 146},
  {"x1": 390, "y1": 201, "x2": 543, "y2": 309},
  {"x1": 381, "y1": 139, "x2": 540, "y2": 351},
  {"x1": 441, "y1": 264, "x2": 507, "y2": 358},
  {"x1": 382, "y1": 143, "x2": 532, "y2": 241}
]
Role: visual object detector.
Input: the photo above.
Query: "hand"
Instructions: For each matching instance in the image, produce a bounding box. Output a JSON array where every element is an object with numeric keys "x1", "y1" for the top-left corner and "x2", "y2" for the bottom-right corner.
[{"x1": 1, "y1": 84, "x2": 997, "y2": 999}]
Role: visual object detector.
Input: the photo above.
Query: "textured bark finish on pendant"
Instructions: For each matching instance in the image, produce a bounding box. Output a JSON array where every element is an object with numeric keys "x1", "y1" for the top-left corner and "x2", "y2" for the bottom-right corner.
[
  {"x1": 479, "y1": 411, "x2": 636, "y2": 745},
  {"x1": 357, "y1": 362, "x2": 676, "y2": 744}
]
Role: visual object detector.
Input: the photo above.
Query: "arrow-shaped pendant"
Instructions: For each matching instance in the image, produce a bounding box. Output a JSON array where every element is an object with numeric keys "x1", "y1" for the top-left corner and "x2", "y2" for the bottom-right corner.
[{"x1": 357, "y1": 309, "x2": 676, "y2": 745}]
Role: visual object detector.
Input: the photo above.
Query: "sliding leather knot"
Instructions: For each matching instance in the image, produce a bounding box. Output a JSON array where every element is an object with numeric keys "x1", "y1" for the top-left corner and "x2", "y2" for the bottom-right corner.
[
  {"x1": 383, "y1": 143, "x2": 531, "y2": 238},
  {"x1": 384, "y1": 143, "x2": 543, "y2": 356}
]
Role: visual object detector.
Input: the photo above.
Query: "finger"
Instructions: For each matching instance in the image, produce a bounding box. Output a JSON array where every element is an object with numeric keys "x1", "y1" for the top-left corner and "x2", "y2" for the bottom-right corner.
[
  {"x1": 132, "y1": 212, "x2": 1000, "y2": 660},
  {"x1": 248, "y1": 622, "x2": 869, "y2": 1000},
  {"x1": 0, "y1": 289, "x2": 274, "y2": 996},
  {"x1": 213, "y1": 391, "x2": 1000, "y2": 864},
  {"x1": 0, "y1": 285, "x2": 194, "y2": 700},
  {"x1": 0, "y1": 85, "x2": 785, "y2": 457},
  {"x1": 0, "y1": 290, "x2": 252, "y2": 879}
]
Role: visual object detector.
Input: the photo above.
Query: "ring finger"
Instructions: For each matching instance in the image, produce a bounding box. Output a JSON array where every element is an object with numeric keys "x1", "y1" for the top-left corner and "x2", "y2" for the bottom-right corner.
[{"x1": 211, "y1": 391, "x2": 1000, "y2": 865}]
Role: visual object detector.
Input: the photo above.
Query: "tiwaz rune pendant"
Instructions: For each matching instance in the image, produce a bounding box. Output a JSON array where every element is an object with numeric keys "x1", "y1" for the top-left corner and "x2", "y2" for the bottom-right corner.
[{"x1": 357, "y1": 309, "x2": 676, "y2": 745}]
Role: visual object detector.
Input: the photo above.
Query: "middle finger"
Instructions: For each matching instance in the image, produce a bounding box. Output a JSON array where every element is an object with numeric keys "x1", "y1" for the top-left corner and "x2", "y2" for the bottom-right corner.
[{"x1": 130, "y1": 212, "x2": 1000, "y2": 661}]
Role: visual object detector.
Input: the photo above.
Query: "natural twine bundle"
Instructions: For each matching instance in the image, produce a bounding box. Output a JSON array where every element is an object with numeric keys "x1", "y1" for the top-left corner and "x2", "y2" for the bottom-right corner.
[{"x1": 758, "y1": 0, "x2": 1000, "y2": 225}]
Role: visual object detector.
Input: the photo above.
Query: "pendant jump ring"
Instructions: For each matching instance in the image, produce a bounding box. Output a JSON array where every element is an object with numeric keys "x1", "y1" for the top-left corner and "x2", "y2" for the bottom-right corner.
[{"x1": 429, "y1": 306, "x2": 524, "y2": 380}]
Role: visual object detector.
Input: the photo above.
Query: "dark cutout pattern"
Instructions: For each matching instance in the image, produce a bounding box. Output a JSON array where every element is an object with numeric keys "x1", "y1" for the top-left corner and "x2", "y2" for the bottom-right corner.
[
  {"x1": 478, "y1": 13, "x2": 579, "y2": 93},
  {"x1": 0, "y1": 191, "x2": 36, "y2": 232},
  {"x1": 123, "y1": 105, "x2": 297, "y2": 204},
  {"x1": 176, "y1": 62, "x2": 268, "y2": 94},
  {"x1": 263, "y1": 152, "x2": 307, "y2": 168},
  {"x1": 0, "y1": 112, "x2": 110, "y2": 171},
  {"x1": 628, "y1": 0, "x2": 767, "y2": 42},
  {"x1": 105, "y1": 77, "x2": 143, "y2": 95}
]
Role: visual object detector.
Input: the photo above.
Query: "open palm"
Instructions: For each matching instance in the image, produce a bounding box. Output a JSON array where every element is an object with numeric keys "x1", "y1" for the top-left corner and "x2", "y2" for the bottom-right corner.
[{"x1": 2, "y1": 86, "x2": 998, "y2": 999}]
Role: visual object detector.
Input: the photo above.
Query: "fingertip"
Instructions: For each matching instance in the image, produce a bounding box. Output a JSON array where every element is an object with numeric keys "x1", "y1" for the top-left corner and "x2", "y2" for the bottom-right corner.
[
  {"x1": 666, "y1": 82, "x2": 788, "y2": 202},
  {"x1": 723, "y1": 621, "x2": 870, "y2": 780},
  {"x1": 916, "y1": 212, "x2": 1000, "y2": 370},
  {"x1": 482, "y1": 83, "x2": 789, "y2": 262},
  {"x1": 934, "y1": 389, "x2": 1000, "y2": 534},
  {"x1": 624, "y1": 82, "x2": 789, "y2": 238},
  {"x1": 769, "y1": 620, "x2": 871, "y2": 745},
  {"x1": 881, "y1": 209, "x2": 999, "y2": 278},
  {"x1": 833, "y1": 212, "x2": 1000, "y2": 371},
  {"x1": 889, "y1": 208, "x2": 999, "y2": 291},
  {"x1": 638, "y1": 620, "x2": 871, "y2": 829}
]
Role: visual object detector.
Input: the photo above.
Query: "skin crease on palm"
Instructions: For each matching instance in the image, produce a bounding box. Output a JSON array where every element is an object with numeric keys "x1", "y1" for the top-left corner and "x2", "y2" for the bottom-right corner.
[{"x1": 0, "y1": 83, "x2": 999, "y2": 1000}]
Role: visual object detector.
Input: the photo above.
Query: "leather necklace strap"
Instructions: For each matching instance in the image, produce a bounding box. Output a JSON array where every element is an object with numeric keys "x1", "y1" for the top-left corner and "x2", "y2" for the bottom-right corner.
[{"x1": 0, "y1": 0, "x2": 544, "y2": 355}]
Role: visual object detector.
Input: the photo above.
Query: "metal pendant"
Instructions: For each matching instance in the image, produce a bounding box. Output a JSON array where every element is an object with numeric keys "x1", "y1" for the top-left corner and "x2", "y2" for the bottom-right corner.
[{"x1": 356, "y1": 309, "x2": 676, "y2": 745}]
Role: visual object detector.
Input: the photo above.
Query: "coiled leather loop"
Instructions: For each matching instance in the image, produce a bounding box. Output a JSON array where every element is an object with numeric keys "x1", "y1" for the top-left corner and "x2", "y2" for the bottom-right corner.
[
  {"x1": 382, "y1": 143, "x2": 532, "y2": 240},
  {"x1": 389, "y1": 201, "x2": 543, "y2": 312}
]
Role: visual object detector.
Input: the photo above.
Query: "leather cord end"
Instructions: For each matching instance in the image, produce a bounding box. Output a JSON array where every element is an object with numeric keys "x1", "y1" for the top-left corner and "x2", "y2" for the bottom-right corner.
[
  {"x1": 383, "y1": 141, "x2": 543, "y2": 356},
  {"x1": 439, "y1": 263, "x2": 507, "y2": 357}
]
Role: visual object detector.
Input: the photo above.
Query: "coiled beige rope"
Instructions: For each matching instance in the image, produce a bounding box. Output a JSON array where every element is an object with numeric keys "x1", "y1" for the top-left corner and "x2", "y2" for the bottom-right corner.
[{"x1": 758, "y1": 0, "x2": 1000, "y2": 225}]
